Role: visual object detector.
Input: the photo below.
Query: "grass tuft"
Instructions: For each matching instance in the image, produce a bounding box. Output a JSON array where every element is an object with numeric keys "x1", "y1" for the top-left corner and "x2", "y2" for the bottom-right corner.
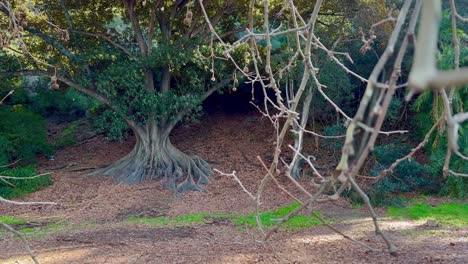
[
  {"x1": 387, "y1": 202, "x2": 468, "y2": 227},
  {"x1": 0, "y1": 216, "x2": 27, "y2": 225},
  {"x1": 233, "y1": 203, "x2": 322, "y2": 230},
  {"x1": 126, "y1": 213, "x2": 228, "y2": 227}
]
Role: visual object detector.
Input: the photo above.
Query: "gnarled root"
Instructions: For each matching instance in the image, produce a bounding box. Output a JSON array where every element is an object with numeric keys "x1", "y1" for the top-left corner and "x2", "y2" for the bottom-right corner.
[{"x1": 92, "y1": 131, "x2": 211, "y2": 192}]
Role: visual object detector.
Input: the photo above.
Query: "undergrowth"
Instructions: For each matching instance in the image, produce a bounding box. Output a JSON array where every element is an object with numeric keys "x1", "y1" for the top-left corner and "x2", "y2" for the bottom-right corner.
[
  {"x1": 0, "y1": 166, "x2": 52, "y2": 198},
  {"x1": 387, "y1": 202, "x2": 468, "y2": 227}
]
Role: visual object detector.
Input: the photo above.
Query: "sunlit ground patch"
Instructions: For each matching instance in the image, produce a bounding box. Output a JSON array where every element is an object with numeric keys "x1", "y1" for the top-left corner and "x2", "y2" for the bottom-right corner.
[{"x1": 386, "y1": 202, "x2": 468, "y2": 227}]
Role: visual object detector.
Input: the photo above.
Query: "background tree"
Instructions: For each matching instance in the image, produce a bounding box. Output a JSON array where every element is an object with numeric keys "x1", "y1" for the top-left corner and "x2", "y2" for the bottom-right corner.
[{"x1": 0, "y1": 0, "x2": 250, "y2": 191}]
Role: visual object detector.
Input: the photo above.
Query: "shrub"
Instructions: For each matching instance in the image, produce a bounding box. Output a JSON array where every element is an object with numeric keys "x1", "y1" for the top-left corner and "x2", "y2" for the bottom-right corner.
[
  {"x1": 91, "y1": 108, "x2": 129, "y2": 141},
  {"x1": 344, "y1": 144, "x2": 440, "y2": 207},
  {"x1": 6, "y1": 77, "x2": 97, "y2": 121},
  {"x1": 321, "y1": 124, "x2": 346, "y2": 150},
  {"x1": 0, "y1": 166, "x2": 52, "y2": 198},
  {"x1": 373, "y1": 144, "x2": 438, "y2": 187},
  {"x1": 0, "y1": 107, "x2": 51, "y2": 164},
  {"x1": 441, "y1": 176, "x2": 468, "y2": 200}
]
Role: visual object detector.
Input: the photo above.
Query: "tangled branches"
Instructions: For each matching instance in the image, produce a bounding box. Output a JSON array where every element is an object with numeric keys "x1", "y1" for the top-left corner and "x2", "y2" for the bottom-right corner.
[{"x1": 200, "y1": 0, "x2": 468, "y2": 254}]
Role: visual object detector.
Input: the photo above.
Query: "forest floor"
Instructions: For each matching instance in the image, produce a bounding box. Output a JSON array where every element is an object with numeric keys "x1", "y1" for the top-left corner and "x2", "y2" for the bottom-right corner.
[{"x1": 0, "y1": 112, "x2": 467, "y2": 264}]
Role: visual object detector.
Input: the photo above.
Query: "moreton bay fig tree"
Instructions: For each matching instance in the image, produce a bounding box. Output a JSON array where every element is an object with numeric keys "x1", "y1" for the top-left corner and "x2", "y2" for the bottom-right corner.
[{"x1": 0, "y1": 0, "x2": 248, "y2": 191}]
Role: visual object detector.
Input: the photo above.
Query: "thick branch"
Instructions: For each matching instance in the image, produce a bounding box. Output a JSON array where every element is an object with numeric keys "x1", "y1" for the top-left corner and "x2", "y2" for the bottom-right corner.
[
  {"x1": 123, "y1": 0, "x2": 148, "y2": 55},
  {"x1": 0, "y1": 70, "x2": 112, "y2": 107},
  {"x1": 59, "y1": 0, "x2": 74, "y2": 30}
]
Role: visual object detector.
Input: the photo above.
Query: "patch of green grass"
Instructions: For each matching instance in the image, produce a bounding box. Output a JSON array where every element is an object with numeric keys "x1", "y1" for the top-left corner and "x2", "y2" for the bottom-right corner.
[
  {"x1": 387, "y1": 202, "x2": 468, "y2": 227},
  {"x1": 0, "y1": 217, "x2": 65, "y2": 239},
  {"x1": 0, "y1": 216, "x2": 27, "y2": 225},
  {"x1": 233, "y1": 203, "x2": 322, "y2": 230},
  {"x1": 127, "y1": 204, "x2": 324, "y2": 231},
  {"x1": 127, "y1": 213, "x2": 228, "y2": 227},
  {"x1": 19, "y1": 227, "x2": 36, "y2": 234}
]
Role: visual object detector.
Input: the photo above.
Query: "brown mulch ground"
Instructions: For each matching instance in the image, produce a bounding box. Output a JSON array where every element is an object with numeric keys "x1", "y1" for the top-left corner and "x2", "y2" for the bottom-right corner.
[{"x1": 0, "y1": 113, "x2": 467, "y2": 264}]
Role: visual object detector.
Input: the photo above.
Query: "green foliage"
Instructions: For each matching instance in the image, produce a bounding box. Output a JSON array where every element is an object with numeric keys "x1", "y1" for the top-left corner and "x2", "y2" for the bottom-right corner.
[
  {"x1": 345, "y1": 144, "x2": 441, "y2": 207},
  {"x1": 0, "y1": 166, "x2": 52, "y2": 198},
  {"x1": 0, "y1": 107, "x2": 51, "y2": 164},
  {"x1": 411, "y1": 12, "x2": 468, "y2": 199},
  {"x1": 90, "y1": 38, "x2": 230, "y2": 128},
  {"x1": 441, "y1": 176, "x2": 468, "y2": 200},
  {"x1": 387, "y1": 202, "x2": 468, "y2": 227},
  {"x1": 321, "y1": 124, "x2": 346, "y2": 150},
  {"x1": 30, "y1": 87, "x2": 98, "y2": 119},
  {"x1": 92, "y1": 108, "x2": 129, "y2": 141},
  {"x1": 367, "y1": 144, "x2": 439, "y2": 206},
  {"x1": 385, "y1": 98, "x2": 403, "y2": 125},
  {"x1": 4, "y1": 77, "x2": 97, "y2": 120},
  {"x1": 316, "y1": 59, "x2": 354, "y2": 114}
]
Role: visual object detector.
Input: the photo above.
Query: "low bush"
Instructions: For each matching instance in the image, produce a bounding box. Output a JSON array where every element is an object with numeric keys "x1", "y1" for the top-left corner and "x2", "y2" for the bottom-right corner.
[
  {"x1": 91, "y1": 107, "x2": 129, "y2": 141},
  {"x1": 0, "y1": 166, "x2": 52, "y2": 198},
  {"x1": 343, "y1": 144, "x2": 440, "y2": 207},
  {"x1": 0, "y1": 107, "x2": 51, "y2": 165}
]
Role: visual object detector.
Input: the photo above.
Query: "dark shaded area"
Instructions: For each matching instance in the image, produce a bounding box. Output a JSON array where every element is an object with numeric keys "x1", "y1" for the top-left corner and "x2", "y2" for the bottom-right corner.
[{"x1": 203, "y1": 82, "x2": 277, "y2": 114}]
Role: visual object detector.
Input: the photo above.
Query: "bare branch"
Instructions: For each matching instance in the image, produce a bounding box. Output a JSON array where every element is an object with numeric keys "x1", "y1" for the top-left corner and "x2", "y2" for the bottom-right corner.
[
  {"x1": 0, "y1": 196, "x2": 57, "y2": 206},
  {"x1": 214, "y1": 169, "x2": 255, "y2": 200},
  {"x1": 0, "y1": 222, "x2": 39, "y2": 264}
]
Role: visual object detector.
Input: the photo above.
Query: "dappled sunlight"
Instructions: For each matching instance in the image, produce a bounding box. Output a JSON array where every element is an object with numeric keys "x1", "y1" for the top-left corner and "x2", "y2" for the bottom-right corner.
[
  {"x1": 3, "y1": 247, "x2": 94, "y2": 264},
  {"x1": 379, "y1": 219, "x2": 422, "y2": 230},
  {"x1": 292, "y1": 233, "x2": 345, "y2": 244},
  {"x1": 214, "y1": 253, "x2": 257, "y2": 264}
]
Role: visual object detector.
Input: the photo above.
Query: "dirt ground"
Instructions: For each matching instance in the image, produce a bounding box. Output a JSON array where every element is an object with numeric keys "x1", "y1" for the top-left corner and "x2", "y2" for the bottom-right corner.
[{"x1": 1, "y1": 113, "x2": 467, "y2": 264}]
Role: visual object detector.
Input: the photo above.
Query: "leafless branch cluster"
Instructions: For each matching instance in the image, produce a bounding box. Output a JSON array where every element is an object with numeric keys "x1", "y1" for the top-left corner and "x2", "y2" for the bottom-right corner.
[
  {"x1": 0, "y1": 161, "x2": 56, "y2": 263},
  {"x1": 201, "y1": 0, "x2": 467, "y2": 254}
]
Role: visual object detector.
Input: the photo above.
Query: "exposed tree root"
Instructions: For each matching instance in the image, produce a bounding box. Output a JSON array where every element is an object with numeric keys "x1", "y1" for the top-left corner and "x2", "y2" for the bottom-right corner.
[{"x1": 92, "y1": 128, "x2": 211, "y2": 192}]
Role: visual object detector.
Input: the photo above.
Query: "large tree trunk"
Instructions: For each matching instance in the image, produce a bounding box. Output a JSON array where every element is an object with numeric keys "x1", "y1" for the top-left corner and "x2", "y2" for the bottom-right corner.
[{"x1": 93, "y1": 123, "x2": 211, "y2": 192}]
